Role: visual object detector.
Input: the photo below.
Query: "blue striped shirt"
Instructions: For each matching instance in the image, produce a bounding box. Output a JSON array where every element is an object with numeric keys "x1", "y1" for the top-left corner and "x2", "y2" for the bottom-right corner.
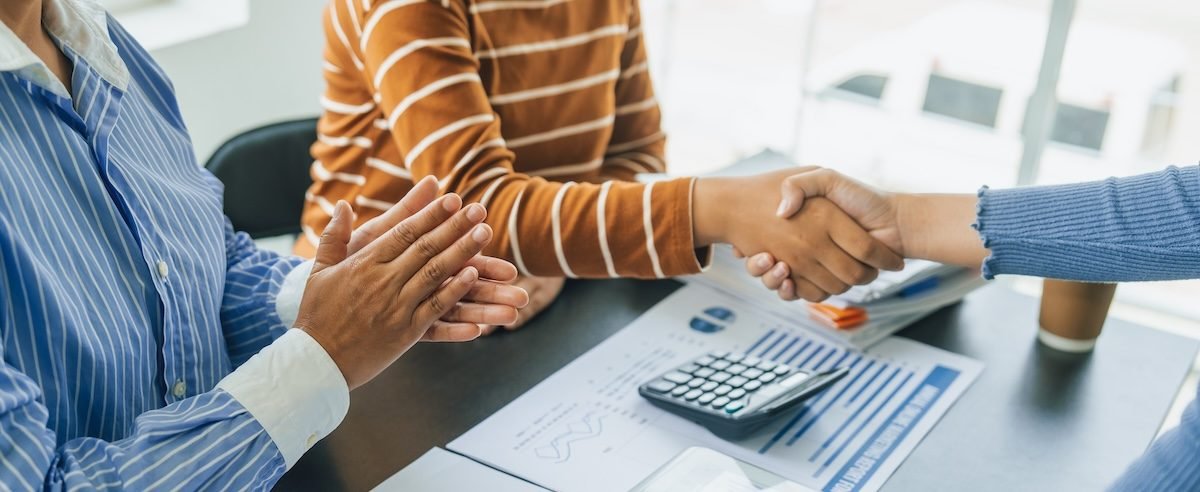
[{"x1": 0, "y1": 1, "x2": 347, "y2": 490}]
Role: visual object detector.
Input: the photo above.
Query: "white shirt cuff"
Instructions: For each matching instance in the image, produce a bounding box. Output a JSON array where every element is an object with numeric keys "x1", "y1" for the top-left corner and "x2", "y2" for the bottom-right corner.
[
  {"x1": 217, "y1": 328, "x2": 349, "y2": 469},
  {"x1": 275, "y1": 260, "x2": 313, "y2": 328}
]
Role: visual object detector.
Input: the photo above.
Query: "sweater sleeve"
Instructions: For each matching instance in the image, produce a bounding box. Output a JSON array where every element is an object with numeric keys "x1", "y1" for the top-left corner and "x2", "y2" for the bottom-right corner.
[
  {"x1": 974, "y1": 165, "x2": 1200, "y2": 281},
  {"x1": 1110, "y1": 380, "x2": 1200, "y2": 491},
  {"x1": 343, "y1": 0, "x2": 707, "y2": 279}
]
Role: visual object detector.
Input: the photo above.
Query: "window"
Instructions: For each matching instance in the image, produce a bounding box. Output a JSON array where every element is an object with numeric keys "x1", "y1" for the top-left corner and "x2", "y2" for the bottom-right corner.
[
  {"x1": 1141, "y1": 78, "x2": 1180, "y2": 159},
  {"x1": 1049, "y1": 103, "x2": 1108, "y2": 151},
  {"x1": 832, "y1": 74, "x2": 888, "y2": 101},
  {"x1": 922, "y1": 74, "x2": 1003, "y2": 128}
]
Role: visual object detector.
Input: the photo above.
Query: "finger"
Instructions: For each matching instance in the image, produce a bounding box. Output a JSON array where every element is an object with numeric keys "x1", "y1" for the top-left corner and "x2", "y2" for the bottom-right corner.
[
  {"x1": 422, "y1": 320, "x2": 483, "y2": 342},
  {"x1": 778, "y1": 279, "x2": 798, "y2": 301},
  {"x1": 463, "y1": 279, "x2": 530, "y2": 308},
  {"x1": 413, "y1": 266, "x2": 478, "y2": 327},
  {"x1": 479, "y1": 324, "x2": 499, "y2": 336},
  {"x1": 441, "y1": 301, "x2": 519, "y2": 325},
  {"x1": 777, "y1": 168, "x2": 831, "y2": 219},
  {"x1": 760, "y1": 261, "x2": 789, "y2": 291},
  {"x1": 817, "y1": 234, "x2": 881, "y2": 287},
  {"x1": 348, "y1": 176, "x2": 439, "y2": 254},
  {"x1": 404, "y1": 221, "x2": 493, "y2": 303},
  {"x1": 744, "y1": 252, "x2": 776, "y2": 278},
  {"x1": 792, "y1": 278, "x2": 829, "y2": 303},
  {"x1": 828, "y1": 214, "x2": 905, "y2": 271},
  {"x1": 364, "y1": 193, "x2": 463, "y2": 263},
  {"x1": 466, "y1": 255, "x2": 518, "y2": 283},
  {"x1": 792, "y1": 258, "x2": 850, "y2": 297},
  {"x1": 313, "y1": 200, "x2": 354, "y2": 274}
]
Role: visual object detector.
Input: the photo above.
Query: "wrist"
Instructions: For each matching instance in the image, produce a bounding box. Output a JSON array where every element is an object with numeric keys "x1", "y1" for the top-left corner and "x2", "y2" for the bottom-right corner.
[{"x1": 692, "y1": 177, "x2": 735, "y2": 246}]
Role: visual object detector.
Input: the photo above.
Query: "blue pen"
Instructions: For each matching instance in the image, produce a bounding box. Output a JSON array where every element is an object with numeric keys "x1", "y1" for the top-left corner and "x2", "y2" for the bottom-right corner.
[{"x1": 899, "y1": 276, "x2": 940, "y2": 298}]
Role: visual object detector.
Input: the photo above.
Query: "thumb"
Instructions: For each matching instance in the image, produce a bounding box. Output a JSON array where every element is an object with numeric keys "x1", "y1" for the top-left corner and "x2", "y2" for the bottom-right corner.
[
  {"x1": 776, "y1": 168, "x2": 834, "y2": 219},
  {"x1": 313, "y1": 200, "x2": 354, "y2": 274}
]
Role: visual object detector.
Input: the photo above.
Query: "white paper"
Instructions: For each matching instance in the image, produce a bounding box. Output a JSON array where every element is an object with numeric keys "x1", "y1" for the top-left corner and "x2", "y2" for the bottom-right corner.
[
  {"x1": 372, "y1": 448, "x2": 547, "y2": 492},
  {"x1": 450, "y1": 284, "x2": 982, "y2": 492}
]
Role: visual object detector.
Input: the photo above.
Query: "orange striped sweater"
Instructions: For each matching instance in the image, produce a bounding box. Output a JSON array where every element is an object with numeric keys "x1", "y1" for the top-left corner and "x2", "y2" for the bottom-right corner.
[{"x1": 300, "y1": 0, "x2": 711, "y2": 279}]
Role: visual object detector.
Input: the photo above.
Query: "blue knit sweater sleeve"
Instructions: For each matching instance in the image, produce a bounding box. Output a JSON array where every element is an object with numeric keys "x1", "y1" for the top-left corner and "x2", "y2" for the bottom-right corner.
[
  {"x1": 974, "y1": 165, "x2": 1200, "y2": 490},
  {"x1": 975, "y1": 165, "x2": 1200, "y2": 281}
]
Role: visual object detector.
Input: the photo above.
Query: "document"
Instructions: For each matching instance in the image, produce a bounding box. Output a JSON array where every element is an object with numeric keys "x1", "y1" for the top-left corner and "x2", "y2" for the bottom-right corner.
[
  {"x1": 372, "y1": 447, "x2": 546, "y2": 492},
  {"x1": 449, "y1": 284, "x2": 982, "y2": 492}
]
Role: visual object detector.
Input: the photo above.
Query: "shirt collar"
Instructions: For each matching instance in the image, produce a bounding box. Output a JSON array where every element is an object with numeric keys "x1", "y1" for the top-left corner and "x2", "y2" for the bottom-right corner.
[{"x1": 0, "y1": 0, "x2": 130, "y2": 97}]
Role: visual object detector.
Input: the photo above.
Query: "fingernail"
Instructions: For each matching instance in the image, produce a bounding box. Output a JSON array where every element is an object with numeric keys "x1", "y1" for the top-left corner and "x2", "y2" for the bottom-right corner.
[
  {"x1": 471, "y1": 224, "x2": 491, "y2": 243},
  {"x1": 772, "y1": 264, "x2": 788, "y2": 279},
  {"x1": 756, "y1": 254, "x2": 772, "y2": 269},
  {"x1": 461, "y1": 266, "x2": 478, "y2": 282},
  {"x1": 776, "y1": 198, "x2": 792, "y2": 217},
  {"x1": 442, "y1": 194, "x2": 461, "y2": 212},
  {"x1": 465, "y1": 203, "x2": 485, "y2": 222}
]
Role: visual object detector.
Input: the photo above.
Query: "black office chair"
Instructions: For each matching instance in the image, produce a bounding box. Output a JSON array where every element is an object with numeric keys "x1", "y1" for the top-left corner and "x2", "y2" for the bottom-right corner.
[{"x1": 204, "y1": 117, "x2": 318, "y2": 239}]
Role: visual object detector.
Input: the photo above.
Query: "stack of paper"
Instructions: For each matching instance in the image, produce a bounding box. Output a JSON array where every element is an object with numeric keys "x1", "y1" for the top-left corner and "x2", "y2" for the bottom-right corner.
[{"x1": 689, "y1": 247, "x2": 985, "y2": 348}]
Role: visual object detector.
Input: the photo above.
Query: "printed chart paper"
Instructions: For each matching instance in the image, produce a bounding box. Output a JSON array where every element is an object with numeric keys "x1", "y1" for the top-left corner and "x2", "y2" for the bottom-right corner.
[{"x1": 450, "y1": 284, "x2": 982, "y2": 492}]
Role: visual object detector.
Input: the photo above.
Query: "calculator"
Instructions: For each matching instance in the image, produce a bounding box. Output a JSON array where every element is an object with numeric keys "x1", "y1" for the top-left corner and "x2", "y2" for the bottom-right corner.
[{"x1": 638, "y1": 350, "x2": 850, "y2": 440}]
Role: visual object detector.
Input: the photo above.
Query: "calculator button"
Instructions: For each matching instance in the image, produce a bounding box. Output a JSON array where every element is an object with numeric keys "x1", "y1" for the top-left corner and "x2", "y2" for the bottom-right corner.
[
  {"x1": 724, "y1": 353, "x2": 745, "y2": 363},
  {"x1": 710, "y1": 360, "x2": 732, "y2": 371},
  {"x1": 663, "y1": 372, "x2": 692, "y2": 384},
  {"x1": 694, "y1": 368, "x2": 716, "y2": 378},
  {"x1": 759, "y1": 372, "x2": 777, "y2": 384},
  {"x1": 743, "y1": 356, "x2": 762, "y2": 367},
  {"x1": 726, "y1": 364, "x2": 748, "y2": 375},
  {"x1": 773, "y1": 365, "x2": 792, "y2": 375},
  {"x1": 684, "y1": 389, "x2": 703, "y2": 401},
  {"x1": 695, "y1": 356, "x2": 716, "y2": 366},
  {"x1": 697, "y1": 393, "x2": 716, "y2": 405},
  {"x1": 742, "y1": 368, "x2": 764, "y2": 379},
  {"x1": 687, "y1": 378, "x2": 706, "y2": 388},
  {"x1": 743, "y1": 380, "x2": 763, "y2": 392},
  {"x1": 700, "y1": 381, "x2": 719, "y2": 392},
  {"x1": 646, "y1": 380, "x2": 676, "y2": 393},
  {"x1": 724, "y1": 400, "x2": 746, "y2": 414},
  {"x1": 679, "y1": 363, "x2": 701, "y2": 374},
  {"x1": 711, "y1": 396, "x2": 731, "y2": 409},
  {"x1": 728, "y1": 388, "x2": 747, "y2": 400},
  {"x1": 713, "y1": 385, "x2": 732, "y2": 396},
  {"x1": 671, "y1": 385, "x2": 690, "y2": 397},
  {"x1": 709, "y1": 350, "x2": 731, "y2": 359},
  {"x1": 709, "y1": 372, "x2": 732, "y2": 383},
  {"x1": 727, "y1": 376, "x2": 749, "y2": 388}
]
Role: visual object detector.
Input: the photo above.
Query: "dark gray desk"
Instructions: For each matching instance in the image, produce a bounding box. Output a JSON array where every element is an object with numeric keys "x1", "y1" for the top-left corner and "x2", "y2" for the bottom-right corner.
[{"x1": 278, "y1": 279, "x2": 1198, "y2": 491}]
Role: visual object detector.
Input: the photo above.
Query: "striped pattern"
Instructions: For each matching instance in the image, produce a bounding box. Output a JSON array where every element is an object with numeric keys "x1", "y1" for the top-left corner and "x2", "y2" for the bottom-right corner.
[
  {"x1": 0, "y1": 13, "x2": 301, "y2": 491},
  {"x1": 976, "y1": 165, "x2": 1200, "y2": 281},
  {"x1": 302, "y1": 0, "x2": 710, "y2": 279}
]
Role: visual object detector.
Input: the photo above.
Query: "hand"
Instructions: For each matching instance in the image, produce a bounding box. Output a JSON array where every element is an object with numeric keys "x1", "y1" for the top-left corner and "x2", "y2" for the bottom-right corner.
[
  {"x1": 480, "y1": 275, "x2": 565, "y2": 335},
  {"x1": 294, "y1": 193, "x2": 495, "y2": 390},
  {"x1": 345, "y1": 176, "x2": 529, "y2": 329},
  {"x1": 774, "y1": 167, "x2": 903, "y2": 255},
  {"x1": 693, "y1": 168, "x2": 904, "y2": 303}
]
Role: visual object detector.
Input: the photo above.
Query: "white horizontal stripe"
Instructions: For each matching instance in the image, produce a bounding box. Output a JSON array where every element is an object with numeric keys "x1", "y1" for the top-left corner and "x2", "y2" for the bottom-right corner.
[
  {"x1": 625, "y1": 25, "x2": 643, "y2": 40},
  {"x1": 311, "y1": 160, "x2": 367, "y2": 186},
  {"x1": 373, "y1": 38, "x2": 472, "y2": 89},
  {"x1": 365, "y1": 157, "x2": 412, "y2": 179},
  {"x1": 360, "y1": 0, "x2": 425, "y2": 53},
  {"x1": 606, "y1": 130, "x2": 665, "y2": 154},
  {"x1": 459, "y1": 167, "x2": 509, "y2": 195},
  {"x1": 479, "y1": 175, "x2": 508, "y2": 208},
  {"x1": 508, "y1": 114, "x2": 614, "y2": 149},
  {"x1": 642, "y1": 182, "x2": 666, "y2": 278},
  {"x1": 443, "y1": 138, "x2": 507, "y2": 185},
  {"x1": 317, "y1": 133, "x2": 373, "y2": 149},
  {"x1": 387, "y1": 72, "x2": 481, "y2": 129},
  {"x1": 303, "y1": 225, "x2": 321, "y2": 247},
  {"x1": 508, "y1": 189, "x2": 531, "y2": 276},
  {"x1": 620, "y1": 60, "x2": 648, "y2": 80},
  {"x1": 596, "y1": 181, "x2": 618, "y2": 278},
  {"x1": 330, "y1": 2, "x2": 364, "y2": 70},
  {"x1": 373, "y1": 118, "x2": 389, "y2": 130},
  {"x1": 550, "y1": 182, "x2": 578, "y2": 278},
  {"x1": 489, "y1": 69, "x2": 619, "y2": 105},
  {"x1": 305, "y1": 191, "x2": 337, "y2": 216},
  {"x1": 320, "y1": 96, "x2": 375, "y2": 115},
  {"x1": 477, "y1": 24, "x2": 627, "y2": 59},
  {"x1": 612, "y1": 151, "x2": 665, "y2": 172},
  {"x1": 470, "y1": 0, "x2": 573, "y2": 14},
  {"x1": 527, "y1": 158, "x2": 603, "y2": 177},
  {"x1": 355, "y1": 194, "x2": 395, "y2": 211},
  {"x1": 322, "y1": 60, "x2": 342, "y2": 73},
  {"x1": 615, "y1": 96, "x2": 657, "y2": 116},
  {"x1": 405, "y1": 113, "x2": 495, "y2": 168}
]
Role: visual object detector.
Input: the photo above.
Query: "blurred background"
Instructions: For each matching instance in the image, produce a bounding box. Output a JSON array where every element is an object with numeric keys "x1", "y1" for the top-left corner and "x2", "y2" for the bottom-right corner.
[{"x1": 104, "y1": 0, "x2": 1200, "y2": 419}]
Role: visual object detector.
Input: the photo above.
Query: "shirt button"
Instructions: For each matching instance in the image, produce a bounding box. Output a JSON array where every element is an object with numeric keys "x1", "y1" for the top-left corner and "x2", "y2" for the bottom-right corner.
[
  {"x1": 156, "y1": 260, "x2": 169, "y2": 279},
  {"x1": 172, "y1": 380, "x2": 187, "y2": 398}
]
